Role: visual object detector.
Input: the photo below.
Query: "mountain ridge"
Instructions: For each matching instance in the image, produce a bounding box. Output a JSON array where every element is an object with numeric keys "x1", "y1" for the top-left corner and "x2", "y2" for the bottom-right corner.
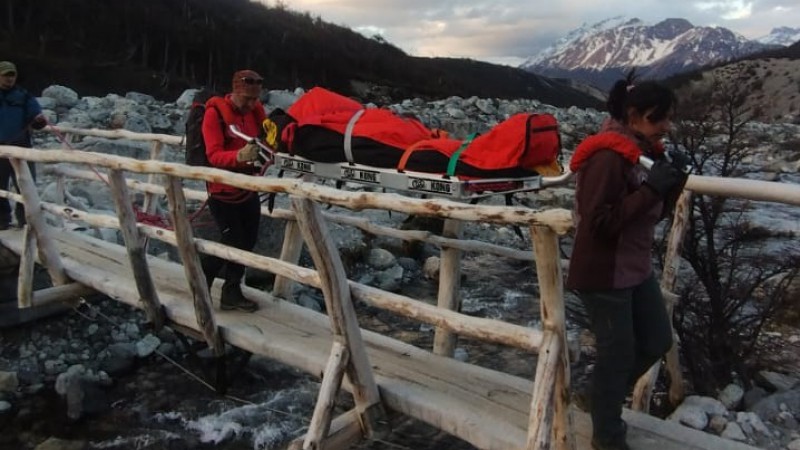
[{"x1": 522, "y1": 16, "x2": 783, "y2": 90}]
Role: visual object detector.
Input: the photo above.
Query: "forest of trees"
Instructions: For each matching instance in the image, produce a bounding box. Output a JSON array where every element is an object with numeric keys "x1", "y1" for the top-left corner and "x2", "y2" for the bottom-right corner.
[{"x1": 0, "y1": 0, "x2": 600, "y2": 107}]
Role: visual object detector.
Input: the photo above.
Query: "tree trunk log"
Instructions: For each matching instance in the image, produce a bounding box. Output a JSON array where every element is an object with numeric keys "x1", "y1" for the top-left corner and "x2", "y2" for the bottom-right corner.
[
  {"x1": 17, "y1": 225, "x2": 36, "y2": 308},
  {"x1": 9, "y1": 158, "x2": 68, "y2": 285},
  {"x1": 292, "y1": 197, "x2": 387, "y2": 440},
  {"x1": 165, "y1": 175, "x2": 224, "y2": 355},
  {"x1": 109, "y1": 169, "x2": 165, "y2": 330},
  {"x1": 304, "y1": 340, "x2": 350, "y2": 449},
  {"x1": 433, "y1": 218, "x2": 463, "y2": 357},
  {"x1": 530, "y1": 225, "x2": 574, "y2": 450},
  {"x1": 273, "y1": 219, "x2": 303, "y2": 301}
]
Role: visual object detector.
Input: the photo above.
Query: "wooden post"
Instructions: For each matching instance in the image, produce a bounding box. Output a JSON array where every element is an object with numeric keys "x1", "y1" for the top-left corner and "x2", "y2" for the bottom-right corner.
[
  {"x1": 108, "y1": 169, "x2": 165, "y2": 330},
  {"x1": 142, "y1": 141, "x2": 163, "y2": 215},
  {"x1": 433, "y1": 218, "x2": 463, "y2": 357},
  {"x1": 272, "y1": 219, "x2": 304, "y2": 301},
  {"x1": 9, "y1": 158, "x2": 68, "y2": 286},
  {"x1": 292, "y1": 197, "x2": 387, "y2": 441},
  {"x1": 527, "y1": 331, "x2": 561, "y2": 449},
  {"x1": 31, "y1": 283, "x2": 95, "y2": 307},
  {"x1": 530, "y1": 225, "x2": 574, "y2": 450},
  {"x1": 17, "y1": 226, "x2": 36, "y2": 308},
  {"x1": 165, "y1": 175, "x2": 224, "y2": 355},
  {"x1": 632, "y1": 190, "x2": 692, "y2": 411},
  {"x1": 304, "y1": 340, "x2": 350, "y2": 450}
]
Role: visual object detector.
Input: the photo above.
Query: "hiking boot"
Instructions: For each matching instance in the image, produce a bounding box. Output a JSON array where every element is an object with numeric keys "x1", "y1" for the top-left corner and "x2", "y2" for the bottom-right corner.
[
  {"x1": 592, "y1": 422, "x2": 629, "y2": 450},
  {"x1": 591, "y1": 438, "x2": 631, "y2": 450},
  {"x1": 220, "y1": 284, "x2": 258, "y2": 312}
]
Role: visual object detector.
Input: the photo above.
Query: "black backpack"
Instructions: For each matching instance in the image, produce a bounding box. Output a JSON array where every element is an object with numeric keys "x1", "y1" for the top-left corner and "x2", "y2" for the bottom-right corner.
[{"x1": 184, "y1": 89, "x2": 222, "y2": 166}]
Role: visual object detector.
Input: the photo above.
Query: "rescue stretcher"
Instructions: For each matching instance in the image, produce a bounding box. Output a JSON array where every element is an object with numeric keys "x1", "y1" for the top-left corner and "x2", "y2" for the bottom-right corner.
[{"x1": 230, "y1": 125, "x2": 575, "y2": 200}]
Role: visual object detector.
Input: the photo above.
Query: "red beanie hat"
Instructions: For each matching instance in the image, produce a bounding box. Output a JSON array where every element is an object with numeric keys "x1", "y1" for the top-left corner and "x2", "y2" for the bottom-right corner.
[{"x1": 232, "y1": 69, "x2": 263, "y2": 97}]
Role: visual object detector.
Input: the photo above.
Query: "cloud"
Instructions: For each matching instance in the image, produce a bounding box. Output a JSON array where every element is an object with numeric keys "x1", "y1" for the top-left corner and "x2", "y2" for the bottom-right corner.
[
  {"x1": 694, "y1": 1, "x2": 754, "y2": 20},
  {"x1": 281, "y1": 0, "x2": 800, "y2": 62}
]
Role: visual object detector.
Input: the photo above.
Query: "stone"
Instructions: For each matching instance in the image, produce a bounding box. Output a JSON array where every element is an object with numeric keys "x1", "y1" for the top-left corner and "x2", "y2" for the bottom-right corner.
[
  {"x1": 668, "y1": 404, "x2": 709, "y2": 430},
  {"x1": 708, "y1": 414, "x2": 728, "y2": 434},
  {"x1": 787, "y1": 438, "x2": 800, "y2": 450},
  {"x1": 423, "y1": 256, "x2": 440, "y2": 280},
  {"x1": 0, "y1": 372, "x2": 19, "y2": 393},
  {"x1": 367, "y1": 248, "x2": 396, "y2": 270},
  {"x1": 135, "y1": 334, "x2": 161, "y2": 358},
  {"x1": 718, "y1": 383, "x2": 745, "y2": 409},
  {"x1": 721, "y1": 422, "x2": 747, "y2": 441},
  {"x1": 757, "y1": 371, "x2": 800, "y2": 392},
  {"x1": 33, "y1": 437, "x2": 87, "y2": 450}
]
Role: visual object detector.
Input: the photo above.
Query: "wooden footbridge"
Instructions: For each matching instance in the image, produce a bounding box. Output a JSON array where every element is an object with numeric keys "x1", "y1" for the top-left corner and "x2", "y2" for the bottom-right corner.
[{"x1": 3, "y1": 129, "x2": 794, "y2": 450}]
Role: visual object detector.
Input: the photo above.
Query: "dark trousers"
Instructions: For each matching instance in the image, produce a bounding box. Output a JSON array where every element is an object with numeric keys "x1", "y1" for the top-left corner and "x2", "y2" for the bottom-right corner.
[
  {"x1": 578, "y1": 274, "x2": 673, "y2": 442},
  {"x1": 0, "y1": 158, "x2": 35, "y2": 225},
  {"x1": 200, "y1": 194, "x2": 261, "y2": 289}
]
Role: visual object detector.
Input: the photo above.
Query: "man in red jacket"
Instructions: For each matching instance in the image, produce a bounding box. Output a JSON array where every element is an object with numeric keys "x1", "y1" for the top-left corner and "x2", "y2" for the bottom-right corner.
[{"x1": 200, "y1": 69, "x2": 267, "y2": 312}]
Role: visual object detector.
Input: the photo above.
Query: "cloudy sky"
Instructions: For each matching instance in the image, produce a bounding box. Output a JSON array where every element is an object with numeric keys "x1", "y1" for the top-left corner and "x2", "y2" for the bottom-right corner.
[{"x1": 280, "y1": 0, "x2": 798, "y2": 65}]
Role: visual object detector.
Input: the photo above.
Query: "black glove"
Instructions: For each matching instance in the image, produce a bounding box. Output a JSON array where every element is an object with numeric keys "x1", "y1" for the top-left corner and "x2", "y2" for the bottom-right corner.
[
  {"x1": 666, "y1": 149, "x2": 692, "y2": 174},
  {"x1": 30, "y1": 114, "x2": 47, "y2": 130},
  {"x1": 645, "y1": 159, "x2": 688, "y2": 198}
]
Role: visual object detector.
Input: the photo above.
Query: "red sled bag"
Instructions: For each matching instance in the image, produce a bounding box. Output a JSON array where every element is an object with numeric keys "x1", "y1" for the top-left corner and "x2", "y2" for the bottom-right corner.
[{"x1": 267, "y1": 87, "x2": 563, "y2": 178}]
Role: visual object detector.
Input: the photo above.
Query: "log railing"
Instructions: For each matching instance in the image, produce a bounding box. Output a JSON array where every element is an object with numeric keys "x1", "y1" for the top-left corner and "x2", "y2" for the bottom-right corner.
[
  {"x1": 3, "y1": 125, "x2": 799, "y2": 447},
  {"x1": 0, "y1": 142, "x2": 574, "y2": 450}
]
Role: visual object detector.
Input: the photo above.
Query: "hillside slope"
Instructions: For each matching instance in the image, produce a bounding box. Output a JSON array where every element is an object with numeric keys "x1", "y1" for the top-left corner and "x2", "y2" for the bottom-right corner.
[{"x1": 0, "y1": 0, "x2": 600, "y2": 108}]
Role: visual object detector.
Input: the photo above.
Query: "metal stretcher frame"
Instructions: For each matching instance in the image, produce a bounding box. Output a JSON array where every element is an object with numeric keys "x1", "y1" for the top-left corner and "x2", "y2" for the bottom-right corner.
[
  {"x1": 229, "y1": 125, "x2": 660, "y2": 200},
  {"x1": 273, "y1": 152, "x2": 575, "y2": 200}
]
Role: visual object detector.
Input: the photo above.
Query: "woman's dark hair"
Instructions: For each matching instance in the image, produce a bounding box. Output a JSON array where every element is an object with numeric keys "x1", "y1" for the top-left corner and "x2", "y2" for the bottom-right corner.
[{"x1": 606, "y1": 69, "x2": 676, "y2": 123}]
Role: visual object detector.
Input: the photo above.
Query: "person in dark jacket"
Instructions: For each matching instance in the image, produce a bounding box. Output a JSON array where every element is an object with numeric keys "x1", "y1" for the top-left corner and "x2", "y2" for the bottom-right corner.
[
  {"x1": 0, "y1": 61, "x2": 47, "y2": 230},
  {"x1": 200, "y1": 69, "x2": 267, "y2": 312},
  {"x1": 566, "y1": 72, "x2": 688, "y2": 450}
]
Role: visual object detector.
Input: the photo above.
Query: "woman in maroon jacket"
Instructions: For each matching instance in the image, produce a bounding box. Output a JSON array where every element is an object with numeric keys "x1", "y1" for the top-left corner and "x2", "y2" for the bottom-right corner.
[
  {"x1": 200, "y1": 69, "x2": 266, "y2": 312},
  {"x1": 567, "y1": 73, "x2": 688, "y2": 450}
]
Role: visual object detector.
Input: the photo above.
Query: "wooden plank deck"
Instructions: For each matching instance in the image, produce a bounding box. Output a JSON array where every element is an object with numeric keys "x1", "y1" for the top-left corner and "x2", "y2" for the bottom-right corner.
[{"x1": 0, "y1": 228, "x2": 758, "y2": 450}]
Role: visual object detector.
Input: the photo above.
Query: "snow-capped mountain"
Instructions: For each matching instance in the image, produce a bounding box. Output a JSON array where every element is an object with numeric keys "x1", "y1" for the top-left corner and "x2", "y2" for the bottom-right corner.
[
  {"x1": 522, "y1": 17, "x2": 778, "y2": 90},
  {"x1": 757, "y1": 27, "x2": 800, "y2": 47}
]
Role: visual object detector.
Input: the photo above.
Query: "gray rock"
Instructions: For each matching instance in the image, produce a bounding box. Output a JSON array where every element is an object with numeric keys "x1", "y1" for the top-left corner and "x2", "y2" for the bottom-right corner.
[
  {"x1": 42, "y1": 85, "x2": 80, "y2": 108},
  {"x1": 33, "y1": 436, "x2": 87, "y2": 450},
  {"x1": 743, "y1": 386, "x2": 768, "y2": 410},
  {"x1": 718, "y1": 383, "x2": 745, "y2": 409},
  {"x1": 423, "y1": 256, "x2": 440, "y2": 280},
  {"x1": 367, "y1": 248, "x2": 396, "y2": 270},
  {"x1": 757, "y1": 371, "x2": 800, "y2": 392},
  {"x1": 374, "y1": 265, "x2": 404, "y2": 292},
  {"x1": 668, "y1": 402, "x2": 709, "y2": 430},
  {"x1": 101, "y1": 343, "x2": 137, "y2": 376},
  {"x1": 736, "y1": 411, "x2": 771, "y2": 437},
  {"x1": 135, "y1": 334, "x2": 161, "y2": 358},
  {"x1": 751, "y1": 389, "x2": 800, "y2": 422},
  {"x1": 0, "y1": 371, "x2": 19, "y2": 393},
  {"x1": 0, "y1": 400, "x2": 12, "y2": 414},
  {"x1": 721, "y1": 422, "x2": 747, "y2": 441},
  {"x1": 708, "y1": 414, "x2": 728, "y2": 434},
  {"x1": 787, "y1": 438, "x2": 800, "y2": 450}
]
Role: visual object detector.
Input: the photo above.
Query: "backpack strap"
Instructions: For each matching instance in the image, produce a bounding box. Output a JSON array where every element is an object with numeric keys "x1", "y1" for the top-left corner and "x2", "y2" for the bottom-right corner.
[
  {"x1": 396, "y1": 140, "x2": 429, "y2": 173},
  {"x1": 343, "y1": 109, "x2": 365, "y2": 165},
  {"x1": 445, "y1": 133, "x2": 477, "y2": 178}
]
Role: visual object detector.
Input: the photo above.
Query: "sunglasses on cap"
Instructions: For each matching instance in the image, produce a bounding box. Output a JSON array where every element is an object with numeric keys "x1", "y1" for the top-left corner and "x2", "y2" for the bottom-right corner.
[{"x1": 240, "y1": 77, "x2": 263, "y2": 85}]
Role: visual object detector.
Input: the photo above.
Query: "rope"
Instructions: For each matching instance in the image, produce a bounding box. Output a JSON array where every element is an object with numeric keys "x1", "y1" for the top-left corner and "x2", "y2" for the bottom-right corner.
[{"x1": 44, "y1": 119, "x2": 217, "y2": 230}]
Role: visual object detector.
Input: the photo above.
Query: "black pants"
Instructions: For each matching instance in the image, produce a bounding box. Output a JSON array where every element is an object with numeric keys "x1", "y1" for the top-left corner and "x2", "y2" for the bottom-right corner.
[
  {"x1": 0, "y1": 158, "x2": 35, "y2": 225},
  {"x1": 200, "y1": 194, "x2": 261, "y2": 289},
  {"x1": 578, "y1": 274, "x2": 673, "y2": 442}
]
